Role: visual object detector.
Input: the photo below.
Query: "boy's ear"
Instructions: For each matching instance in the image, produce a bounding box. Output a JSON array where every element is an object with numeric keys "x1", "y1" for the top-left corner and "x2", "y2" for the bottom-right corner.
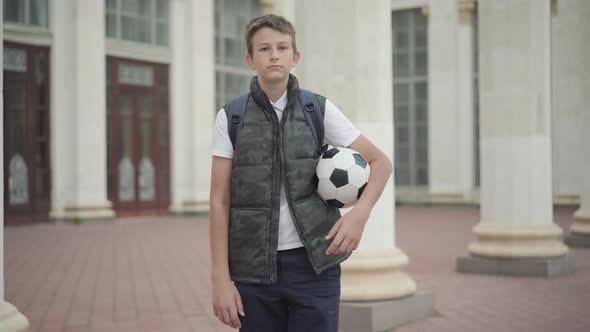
[
  {"x1": 245, "y1": 53, "x2": 256, "y2": 70},
  {"x1": 293, "y1": 51, "x2": 301, "y2": 66}
]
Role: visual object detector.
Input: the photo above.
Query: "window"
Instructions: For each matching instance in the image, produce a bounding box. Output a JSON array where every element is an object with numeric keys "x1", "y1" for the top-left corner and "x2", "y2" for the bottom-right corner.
[
  {"x1": 106, "y1": 58, "x2": 170, "y2": 209},
  {"x1": 105, "y1": 0, "x2": 170, "y2": 46},
  {"x1": 392, "y1": 9, "x2": 429, "y2": 187},
  {"x1": 214, "y1": 0, "x2": 260, "y2": 111},
  {"x1": 4, "y1": 0, "x2": 49, "y2": 28},
  {"x1": 3, "y1": 44, "x2": 51, "y2": 222}
]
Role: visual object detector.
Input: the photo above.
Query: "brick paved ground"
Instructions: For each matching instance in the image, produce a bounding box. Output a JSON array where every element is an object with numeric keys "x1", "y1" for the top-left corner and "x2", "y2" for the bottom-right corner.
[{"x1": 4, "y1": 206, "x2": 589, "y2": 332}]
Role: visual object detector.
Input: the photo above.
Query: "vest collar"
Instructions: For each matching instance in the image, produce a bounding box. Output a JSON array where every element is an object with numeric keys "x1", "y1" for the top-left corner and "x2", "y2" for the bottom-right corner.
[{"x1": 250, "y1": 74, "x2": 301, "y2": 111}]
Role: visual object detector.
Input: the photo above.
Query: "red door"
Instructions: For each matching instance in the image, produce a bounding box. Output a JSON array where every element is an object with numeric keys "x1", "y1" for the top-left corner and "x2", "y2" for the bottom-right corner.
[
  {"x1": 107, "y1": 57, "x2": 170, "y2": 216},
  {"x1": 3, "y1": 43, "x2": 51, "y2": 224}
]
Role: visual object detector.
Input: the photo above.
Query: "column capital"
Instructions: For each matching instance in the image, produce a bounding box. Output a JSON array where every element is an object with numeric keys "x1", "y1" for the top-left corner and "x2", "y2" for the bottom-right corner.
[
  {"x1": 421, "y1": 4, "x2": 430, "y2": 17},
  {"x1": 458, "y1": 0, "x2": 476, "y2": 24},
  {"x1": 259, "y1": 0, "x2": 274, "y2": 15}
]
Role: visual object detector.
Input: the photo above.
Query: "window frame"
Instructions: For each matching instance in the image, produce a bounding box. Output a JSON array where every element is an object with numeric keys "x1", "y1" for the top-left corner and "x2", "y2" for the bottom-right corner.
[
  {"x1": 105, "y1": 0, "x2": 170, "y2": 47},
  {"x1": 392, "y1": 8, "x2": 429, "y2": 189},
  {"x1": 3, "y1": 0, "x2": 50, "y2": 29},
  {"x1": 214, "y1": 0, "x2": 260, "y2": 111}
]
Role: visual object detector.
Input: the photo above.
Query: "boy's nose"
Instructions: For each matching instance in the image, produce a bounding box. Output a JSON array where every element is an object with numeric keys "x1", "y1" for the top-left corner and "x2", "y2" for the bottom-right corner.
[{"x1": 270, "y1": 48, "x2": 279, "y2": 59}]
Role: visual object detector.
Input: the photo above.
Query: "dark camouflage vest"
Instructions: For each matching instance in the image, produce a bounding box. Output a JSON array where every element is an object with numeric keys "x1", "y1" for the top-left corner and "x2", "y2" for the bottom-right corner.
[{"x1": 225, "y1": 74, "x2": 350, "y2": 284}]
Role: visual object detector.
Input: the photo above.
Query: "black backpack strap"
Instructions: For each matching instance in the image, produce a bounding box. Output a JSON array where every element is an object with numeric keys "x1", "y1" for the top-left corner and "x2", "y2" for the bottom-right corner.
[
  {"x1": 226, "y1": 93, "x2": 250, "y2": 150},
  {"x1": 298, "y1": 89, "x2": 325, "y2": 153}
]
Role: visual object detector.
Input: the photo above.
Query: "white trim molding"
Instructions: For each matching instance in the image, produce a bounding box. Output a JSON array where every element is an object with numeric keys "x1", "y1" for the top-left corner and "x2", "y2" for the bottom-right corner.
[
  {"x1": 391, "y1": 0, "x2": 428, "y2": 12},
  {"x1": 106, "y1": 38, "x2": 171, "y2": 64},
  {"x1": 3, "y1": 23, "x2": 52, "y2": 46}
]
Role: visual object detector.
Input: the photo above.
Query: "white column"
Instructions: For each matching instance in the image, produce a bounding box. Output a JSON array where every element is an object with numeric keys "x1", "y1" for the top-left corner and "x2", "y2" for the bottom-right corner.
[
  {"x1": 0, "y1": 2, "x2": 31, "y2": 330},
  {"x1": 274, "y1": 0, "x2": 295, "y2": 22},
  {"x1": 553, "y1": 0, "x2": 590, "y2": 243},
  {"x1": 189, "y1": 0, "x2": 215, "y2": 213},
  {"x1": 456, "y1": 0, "x2": 476, "y2": 198},
  {"x1": 169, "y1": 0, "x2": 214, "y2": 214},
  {"x1": 551, "y1": 0, "x2": 587, "y2": 206},
  {"x1": 50, "y1": 1, "x2": 114, "y2": 220},
  {"x1": 464, "y1": 0, "x2": 567, "y2": 262},
  {"x1": 428, "y1": 0, "x2": 475, "y2": 203},
  {"x1": 297, "y1": 0, "x2": 415, "y2": 301},
  {"x1": 573, "y1": 124, "x2": 590, "y2": 239},
  {"x1": 169, "y1": 0, "x2": 189, "y2": 213}
]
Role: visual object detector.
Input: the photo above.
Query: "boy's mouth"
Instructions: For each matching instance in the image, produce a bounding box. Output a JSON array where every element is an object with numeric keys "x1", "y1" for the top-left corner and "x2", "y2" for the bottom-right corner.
[{"x1": 268, "y1": 65, "x2": 283, "y2": 69}]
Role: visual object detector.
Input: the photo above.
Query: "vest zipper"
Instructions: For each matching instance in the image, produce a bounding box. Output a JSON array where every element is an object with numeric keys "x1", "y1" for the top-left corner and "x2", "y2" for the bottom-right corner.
[
  {"x1": 278, "y1": 103, "x2": 315, "y2": 270},
  {"x1": 267, "y1": 99, "x2": 283, "y2": 284}
]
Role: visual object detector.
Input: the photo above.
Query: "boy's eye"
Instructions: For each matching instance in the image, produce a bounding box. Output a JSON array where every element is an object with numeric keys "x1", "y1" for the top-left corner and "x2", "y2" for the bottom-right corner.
[{"x1": 260, "y1": 47, "x2": 269, "y2": 51}]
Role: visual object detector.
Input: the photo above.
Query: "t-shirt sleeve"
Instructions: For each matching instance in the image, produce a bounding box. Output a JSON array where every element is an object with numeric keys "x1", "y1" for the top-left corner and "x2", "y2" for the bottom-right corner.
[
  {"x1": 323, "y1": 99, "x2": 361, "y2": 148},
  {"x1": 210, "y1": 109, "x2": 234, "y2": 159}
]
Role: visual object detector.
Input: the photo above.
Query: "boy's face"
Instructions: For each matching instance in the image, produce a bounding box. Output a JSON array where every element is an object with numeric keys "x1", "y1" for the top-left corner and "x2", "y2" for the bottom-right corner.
[{"x1": 246, "y1": 27, "x2": 300, "y2": 84}]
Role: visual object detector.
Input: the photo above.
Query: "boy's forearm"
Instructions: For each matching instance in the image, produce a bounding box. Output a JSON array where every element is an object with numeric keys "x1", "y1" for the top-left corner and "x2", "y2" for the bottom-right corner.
[
  {"x1": 353, "y1": 155, "x2": 393, "y2": 219},
  {"x1": 209, "y1": 202, "x2": 231, "y2": 282}
]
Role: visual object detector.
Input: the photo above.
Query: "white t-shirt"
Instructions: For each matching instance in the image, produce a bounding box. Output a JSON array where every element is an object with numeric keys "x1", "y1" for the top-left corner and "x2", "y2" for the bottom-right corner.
[{"x1": 210, "y1": 90, "x2": 361, "y2": 250}]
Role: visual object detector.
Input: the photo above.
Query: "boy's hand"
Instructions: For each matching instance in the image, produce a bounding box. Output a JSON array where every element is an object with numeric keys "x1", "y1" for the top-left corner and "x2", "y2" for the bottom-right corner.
[
  {"x1": 325, "y1": 207, "x2": 369, "y2": 255},
  {"x1": 212, "y1": 279, "x2": 244, "y2": 329}
]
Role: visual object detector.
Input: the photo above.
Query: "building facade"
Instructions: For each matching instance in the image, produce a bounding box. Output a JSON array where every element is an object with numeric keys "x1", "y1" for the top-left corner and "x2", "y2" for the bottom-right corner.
[{"x1": 2, "y1": 0, "x2": 587, "y2": 224}]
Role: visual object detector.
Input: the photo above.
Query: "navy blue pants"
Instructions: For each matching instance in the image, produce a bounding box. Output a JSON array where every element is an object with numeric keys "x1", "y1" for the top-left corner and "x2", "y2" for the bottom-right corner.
[{"x1": 235, "y1": 247, "x2": 341, "y2": 332}]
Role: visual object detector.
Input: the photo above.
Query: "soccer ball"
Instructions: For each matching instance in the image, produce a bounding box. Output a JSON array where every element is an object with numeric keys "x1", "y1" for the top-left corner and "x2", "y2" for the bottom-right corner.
[{"x1": 315, "y1": 146, "x2": 371, "y2": 208}]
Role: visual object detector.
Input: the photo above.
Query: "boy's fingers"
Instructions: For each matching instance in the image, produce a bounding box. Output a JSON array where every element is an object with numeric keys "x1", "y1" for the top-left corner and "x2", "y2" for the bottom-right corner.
[
  {"x1": 325, "y1": 220, "x2": 342, "y2": 240},
  {"x1": 326, "y1": 242, "x2": 336, "y2": 255},
  {"x1": 326, "y1": 240, "x2": 342, "y2": 255},
  {"x1": 344, "y1": 241, "x2": 356, "y2": 253},
  {"x1": 221, "y1": 309, "x2": 231, "y2": 326},
  {"x1": 235, "y1": 292, "x2": 245, "y2": 316},
  {"x1": 339, "y1": 239, "x2": 351, "y2": 251},
  {"x1": 229, "y1": 308, "x2": 241, "y2": 328}
]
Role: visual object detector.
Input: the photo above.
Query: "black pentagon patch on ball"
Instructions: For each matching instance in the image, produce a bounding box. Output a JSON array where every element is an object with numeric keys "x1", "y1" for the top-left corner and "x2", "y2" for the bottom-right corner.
[
  {"x1": 322, "y1": 148, "x2": 340, "y2": 159},
  {"x1": 353, "y1": 153, "x2": 368, "y2": 168},
  {"x1": 326, "y1": 199, "x2": 344, "y2": 208},
  {"x1": 312, "y1": 173, "x2": 319, "y2": 189},
  {"x1": 357, "y1": 183, "x2": 367, "y2": 199},
  {"x1": 329, "y1": 169, "x2": 348, "y2": 188}
]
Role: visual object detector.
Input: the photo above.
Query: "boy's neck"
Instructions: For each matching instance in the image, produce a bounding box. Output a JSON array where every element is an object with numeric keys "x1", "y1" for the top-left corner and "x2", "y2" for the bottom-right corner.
[{"x1": 258, "y1": 77, "x2": 289, "y2": 103}]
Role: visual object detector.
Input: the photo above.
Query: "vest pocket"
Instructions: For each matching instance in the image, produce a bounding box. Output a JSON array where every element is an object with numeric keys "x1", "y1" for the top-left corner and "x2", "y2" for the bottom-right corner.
[
  {"x1": 228, "y1": 207, "x2": 272, "y2": 280},
  {"x1": 292, "y1": 195, "x2": 340, "y2": 246}
]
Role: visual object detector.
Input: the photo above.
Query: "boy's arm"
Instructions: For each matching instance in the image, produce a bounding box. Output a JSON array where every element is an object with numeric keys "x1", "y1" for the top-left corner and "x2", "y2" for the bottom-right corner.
[
  {"x1": 209, "y1": 156, "x2": 244, "y2": 328},
  {"x1": 325, "y1": 134, "x2": 393, "y2": 255},
  {"x1": 209, "y1": 155, "x2": 233, "y2": 281}
]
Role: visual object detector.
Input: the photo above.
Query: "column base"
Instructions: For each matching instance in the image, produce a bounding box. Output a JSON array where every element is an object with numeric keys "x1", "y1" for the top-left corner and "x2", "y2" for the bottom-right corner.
[
  {"x1": 341, "y1": 248, "x2": 416, "y2": 301},
  {"x1": 456, "y1": 253, "x2": 576, "y2": 277},
  {"x1": 50, "y1": 203, "x2": 115, "y2": 222},
  {"x1": 0, "y1": 301, "x2": 29, "y2": 332},
  {"x1": 569, "y1": 209, "x2": 590, "y2": 235},
  {"x1": 339, "y1": 291, "x2": 436, "y2": 332},
  {"x1": 168, "y1": 200, "x2": 208, "y2": 216},
  {"x1": 428, "y1": 192, "x2": 465, "y2": 204},
  {"x1": 467, "y1": 223, "x2": 568, "y2": 258}
]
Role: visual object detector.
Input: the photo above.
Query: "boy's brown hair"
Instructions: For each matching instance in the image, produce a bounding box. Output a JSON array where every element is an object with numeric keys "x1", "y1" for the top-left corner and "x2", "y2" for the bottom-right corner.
[{"x1": 244, "y1": 14, "x2": 297, "y2": 55}]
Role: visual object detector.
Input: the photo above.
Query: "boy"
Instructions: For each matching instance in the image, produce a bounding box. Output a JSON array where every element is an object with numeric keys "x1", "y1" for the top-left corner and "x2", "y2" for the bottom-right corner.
[{"x1": 209, "y1": 14, "x2": 392, "y2": 332}]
